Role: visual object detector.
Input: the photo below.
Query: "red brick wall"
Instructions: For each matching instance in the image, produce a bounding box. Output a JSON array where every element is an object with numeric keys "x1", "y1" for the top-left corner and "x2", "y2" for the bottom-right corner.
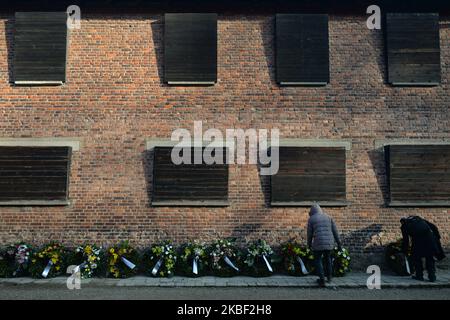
[{"x1": 0, "y1": 14, "x2": 448, "y2": 252}]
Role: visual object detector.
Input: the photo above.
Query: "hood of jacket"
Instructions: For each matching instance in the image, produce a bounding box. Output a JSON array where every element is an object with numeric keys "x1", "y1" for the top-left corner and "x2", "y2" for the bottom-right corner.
[{"x1": 309, "y1": 203, "x2": 323, "y2": 217}]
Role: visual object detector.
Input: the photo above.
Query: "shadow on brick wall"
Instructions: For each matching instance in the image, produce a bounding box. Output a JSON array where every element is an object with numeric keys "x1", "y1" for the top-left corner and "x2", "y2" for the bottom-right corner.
[
  {"x1": 230, "y1": 223, "x2": 263, "y2": 244},
  {"x1": 142, "y1": 149, "x2": 154, "y2": 207},
  {"x1": 257, "y1": 162, "x2": 272, "y2": 207},
  {"x1": 261, "y1": 16, "x2": 276, "y2": 86},
  {"x1": 368, "y1": 147, "x2": 389, "y2": 207},
  {"x1": 342, "y1": 223, "x2": 384, "y2": 253},
  {"x1": 5, "y1": 18, "x2": 14, "y2": 83},
  {"x1": 150, "y1": 18, "x2": 165, "y2": 85}
]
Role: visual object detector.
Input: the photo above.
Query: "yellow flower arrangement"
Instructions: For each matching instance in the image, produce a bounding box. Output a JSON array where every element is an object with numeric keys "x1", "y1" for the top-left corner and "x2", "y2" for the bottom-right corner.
[
  {"x1": 68, "y1": 244, "x2": 103, "y2": 279},
  {"x1": 142, "y1": 242, "x2": 177, "y2": 277},
  {"x1": 29, "y1": 242, "x2": 66, "y2": 279},
  {"x1": 106, "y1": 241, "x2": 139, "y2": 278}
]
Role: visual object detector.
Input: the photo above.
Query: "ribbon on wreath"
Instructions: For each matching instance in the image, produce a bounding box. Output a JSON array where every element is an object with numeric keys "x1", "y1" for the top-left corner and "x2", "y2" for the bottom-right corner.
[
  {"x1": 121, "y1": 256, "x2": 136, "y2": 270},
  {"x1": 224, "y1": 256, "x2": 239, "y2": 272},
  {"x1": 405, "y1": 256, "x2": 411, "y2": 275},
  {"x1": 42, "y1": 260, "x2": 54, "y2": 278},
  {"x1": 13, "y1": 263, "x2": 22, "y2": 277},
  {"x1": 296, "y1": 256, "x2": 309, "y2": 275},
  {"x1": 262, "y1": 255, "x2": 273, "y2": 272},
  {"x1": 73, "y1": 261, "x2": 87, "y2": 274},
  {"x1": 193, "y1": 256, "x2": 199, "y2": 275},
  {"x1": 152, "y1": 258, "x2": 163, "y2": 275}
]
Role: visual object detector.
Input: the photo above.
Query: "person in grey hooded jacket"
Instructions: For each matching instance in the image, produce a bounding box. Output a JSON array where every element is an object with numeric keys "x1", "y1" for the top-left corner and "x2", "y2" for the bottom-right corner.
[{"x1": 307, "y1": 203, "x2": 342, "y2": 286}]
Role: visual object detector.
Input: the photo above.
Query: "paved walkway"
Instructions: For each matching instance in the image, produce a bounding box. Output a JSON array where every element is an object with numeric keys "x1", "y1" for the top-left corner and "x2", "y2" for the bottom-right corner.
[{"x1": 1, "y1": 272, "x2": 449, "y2": 288}]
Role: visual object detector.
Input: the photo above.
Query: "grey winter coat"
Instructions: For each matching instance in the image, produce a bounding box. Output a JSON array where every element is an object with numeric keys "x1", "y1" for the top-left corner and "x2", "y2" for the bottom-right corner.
[{"x1": 307, "y1": 204, "x2": 341, "y2": 251}]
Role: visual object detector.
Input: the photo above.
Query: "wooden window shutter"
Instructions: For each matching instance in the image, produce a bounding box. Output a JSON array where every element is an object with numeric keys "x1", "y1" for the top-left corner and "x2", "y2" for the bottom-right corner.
[
  {"x1": 0, "y1": 147, "x2": 71, "y2": 205},
  {"x1": 271, "y1": 147, "x2": 346, "y2": 206},
  {"x1": 385, "y1": 145, "x2": 450, "y2": 206},
  {"x1": 276, "y1": 14, "x2": 329, "y2": 85},
  {"x1": 164, "y1": 13, "x2": 217, "y2": 85},
  {"x1": 14, "y1": 12, "x2": 68, "y2": 85},
  {"x1": 152, "y1": 147, "x2": 228, "y2": 206},
  {"x1": 386, "y1": 13, "x2": 441, "y2": 86}
]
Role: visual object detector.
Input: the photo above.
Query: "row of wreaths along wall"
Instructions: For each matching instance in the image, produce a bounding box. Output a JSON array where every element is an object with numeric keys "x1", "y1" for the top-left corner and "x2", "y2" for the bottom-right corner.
[
  {"x1": 0, "y1": 239, "x2": 351, "y2": 279},
  {"x1": 1, "y1": 238, "x2": 413, "y2": 279}
]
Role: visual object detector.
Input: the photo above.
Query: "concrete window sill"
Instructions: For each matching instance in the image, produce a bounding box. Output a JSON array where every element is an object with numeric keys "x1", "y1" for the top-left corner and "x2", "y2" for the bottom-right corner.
[
  {"x1": 0, "y1": 200, "x2": 71, "y2": 206},
  {"x1": 271, "y1": 201, "x2": 348, "y2": 207},
  {"x1": 13, "y1": 81, "x2": 64, "y2": 86},
  {"x1": 388, "y1": 201, "x2": 450, "y2": 207},
  {"x1": 151, "y1": 200, "x2": 229, "y2": 207},
  {"x1": 390, "y1": 82, "x2": 440, "y2": 87}
]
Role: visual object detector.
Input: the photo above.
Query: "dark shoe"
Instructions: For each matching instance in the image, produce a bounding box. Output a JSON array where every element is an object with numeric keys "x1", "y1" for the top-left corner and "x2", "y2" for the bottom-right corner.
[
  {"x1": 412, "y1": 275, "x2": 424, "y2": 281},
  {"x1": 428, "y1": 274, "x2": 436, "y2": 282},
  {"x1": 317, "y1": 278, "x2": 326, "y2": 287}
]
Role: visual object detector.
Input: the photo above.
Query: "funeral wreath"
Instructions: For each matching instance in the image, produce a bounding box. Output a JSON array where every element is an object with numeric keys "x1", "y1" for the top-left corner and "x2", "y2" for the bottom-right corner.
[
  {"x1": 0, "y1": 243, "x2": 33, "y2": 277},
  {"x1": 177, "y1": 241, "x2": 209, "y2": 277},
  {"x1": 209, "y1": 238, "x2": 241, "y2": 277},
  {"x1": 106, "y1": 241, "x2": 139, "y2": 278},
  {"x1": 281, "y1": 241, "x2": 314, "y2": 276},
  {"x1": 331, "y1": 247, "x2": 351, "y2": 277},
  {"x1": 67, "y1": 244, "x2": 104, "y2": 278},
  {"x1": 142, "y1": 242, "x2": 177, "y2": 277},
  {"x1": 243, "y1": 239, "x2": 278, "y2": 277},
  {"x1": 29, "y1": 242, "x2": 67, "y2": 279}
]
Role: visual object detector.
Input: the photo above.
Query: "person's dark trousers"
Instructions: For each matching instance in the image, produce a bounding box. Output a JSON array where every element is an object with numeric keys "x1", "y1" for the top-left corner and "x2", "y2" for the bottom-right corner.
[
  {"x1": 412, "y1": 254, "x2": 436, "y2": 281},
  {"x1": 314, "y1": 250, "x2": 332, "y2": 281}
]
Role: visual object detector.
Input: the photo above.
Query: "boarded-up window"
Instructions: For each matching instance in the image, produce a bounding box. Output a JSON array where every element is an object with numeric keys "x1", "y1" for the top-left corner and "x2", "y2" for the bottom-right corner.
[
  {"x1": 276, "y1": 14, "x2": 329, "y2": 85},
  {"x1": 152, "y1": 147, "x2": 228, "y2": 206},
  {"x1": 164, "y1": 13, "x2": 217, "y2": 84},
  {"x1": 271, "y1": 147, "x2": 346, "y2": 206},
  {"x1": 385, "y1": 145, "x2": 450, "y2": 206},
  {"x1": 386, "y1": 13, "x2": 441, "y2": 86},
  {"x1": 14, "y1": 12, "x2": 67, "y2": 85},
  {"x1": 0, "y1": 147, "x2": 71, "y2": 205}
]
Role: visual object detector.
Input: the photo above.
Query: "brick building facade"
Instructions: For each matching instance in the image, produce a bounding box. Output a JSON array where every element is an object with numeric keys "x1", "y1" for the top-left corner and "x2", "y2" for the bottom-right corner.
[{"x1": 0, "y1": 1, "x2": 448, "y2": 255}]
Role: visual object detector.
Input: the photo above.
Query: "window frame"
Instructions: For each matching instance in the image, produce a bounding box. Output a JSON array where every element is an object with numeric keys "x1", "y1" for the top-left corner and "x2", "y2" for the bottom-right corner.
[
  {"x1": 0, "y1": 145, "x2": 73, "y2": 206},
  {"x1": 385, "y1": 12, "x2": 441, "y2": 86},
  {"x1": 164, "y1": 13, "x2": 218, "y2": 85},
  {"x1": 13, "y1": 11, "x2": 68, "y2": 86},
  {"x1": 384, "y1": 144, "x2": 450, "y2": 207},
  {"x1": 151, "y1": 145, "x2": 229, "y2": 207},
  {"x1": 275, "y1": 13, "x2": 330, "y2": 86},
  {"x1": 269, "y1": 141, "x2": 348, "y2": 207}
]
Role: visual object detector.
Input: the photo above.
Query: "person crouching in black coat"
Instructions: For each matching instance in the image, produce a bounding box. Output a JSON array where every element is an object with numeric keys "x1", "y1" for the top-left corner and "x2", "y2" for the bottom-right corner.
[{"x1": 400, "y1": 216, "x2": 444, "y2": 282}]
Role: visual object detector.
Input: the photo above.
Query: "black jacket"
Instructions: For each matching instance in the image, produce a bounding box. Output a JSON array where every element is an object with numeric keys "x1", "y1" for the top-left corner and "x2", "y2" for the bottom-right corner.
[
  {"x1": 401, "y1": 216, "x2": 444, "y2": 259},
  {"x1": 426, "y1": 220, "x2": 446, "y2": 261}
]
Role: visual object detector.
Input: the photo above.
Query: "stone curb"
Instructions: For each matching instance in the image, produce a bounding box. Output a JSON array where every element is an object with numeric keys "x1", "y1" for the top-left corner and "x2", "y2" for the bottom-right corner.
[{"x1": 1, "y1": 274, "x2": 449, "y2": 289}]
